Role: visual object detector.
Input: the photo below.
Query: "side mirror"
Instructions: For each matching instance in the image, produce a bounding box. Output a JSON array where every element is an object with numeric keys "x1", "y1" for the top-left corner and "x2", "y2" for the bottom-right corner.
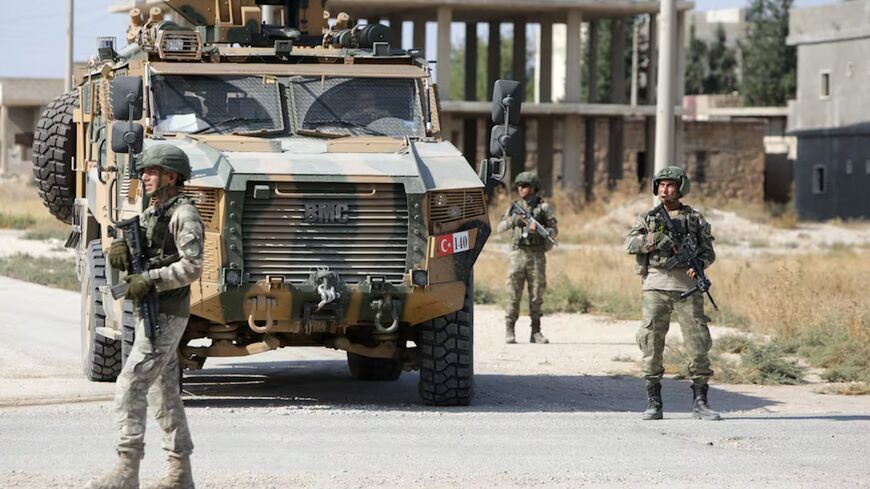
[
  {"x1": 491, "y1": 79, "x2": 522, "y2": 125},
  {"x1": 111, "y1": 76, "x2": 143, "y2": 121},
  {"x1": 489, "y1": 125, "x2": 521, "y2": 159},
  {"x1": 111, "y1": 122, "x2": 144, "y2": 154}
]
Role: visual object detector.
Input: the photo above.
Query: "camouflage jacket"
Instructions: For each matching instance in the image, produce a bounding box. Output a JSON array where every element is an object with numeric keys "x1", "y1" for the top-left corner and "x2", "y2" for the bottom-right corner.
[
  {"x1": 141, "y1": 193, "x2": 204, "y2": 317},
  {"x1": 497, "y1": 196, "x2": 558, "y2": 251},
  {"x1": 624, "y1": 203, "x2": 715, "y2": 276}
]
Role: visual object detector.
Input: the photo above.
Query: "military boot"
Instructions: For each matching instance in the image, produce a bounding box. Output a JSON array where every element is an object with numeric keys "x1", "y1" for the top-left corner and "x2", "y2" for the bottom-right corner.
[
  {"x1": 691, "y1": 382, "x2": 721, "y2": 421},
  {"x1": 84, "y1": 452, "x2": 140, "y2": 489},
  {"x1": 529, "y1": 319, "x2": 549, "y2": 344},
  {"x1": 147, "y1": 455, "x2": 195, "y2": 489},
  {"x1": 505, "y1": 320, "x2": 517, "y2": 344},
  {"x1": 642, "y1": 382, "x2": 663, "y2": 420}
]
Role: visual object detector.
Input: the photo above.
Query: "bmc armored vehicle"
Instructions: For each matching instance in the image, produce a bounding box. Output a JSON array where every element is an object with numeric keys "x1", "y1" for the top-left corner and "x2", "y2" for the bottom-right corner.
[{"x1": 33, "y1": 0, "x2": 520, "y2": 405}]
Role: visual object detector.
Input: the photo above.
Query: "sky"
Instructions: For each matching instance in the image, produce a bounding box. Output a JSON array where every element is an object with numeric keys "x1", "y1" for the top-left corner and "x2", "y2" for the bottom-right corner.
[{"x1": 0, "y1": 0, "x2": 840, "y2": 79}]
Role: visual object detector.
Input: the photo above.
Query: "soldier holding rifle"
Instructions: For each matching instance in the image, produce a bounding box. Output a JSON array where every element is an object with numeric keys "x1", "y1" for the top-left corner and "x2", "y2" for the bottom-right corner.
[
  {"x1": 86, "y1": 144, "x2": 204, "y2": 489},
  {"x1": 624, "y1": 166, "x2": 721, "y2": 421}
]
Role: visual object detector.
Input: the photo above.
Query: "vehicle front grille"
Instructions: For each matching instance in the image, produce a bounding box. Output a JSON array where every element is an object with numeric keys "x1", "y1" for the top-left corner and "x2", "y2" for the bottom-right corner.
[{"x1": 242, "y1": 182, "x2": 409, "y2": 285}]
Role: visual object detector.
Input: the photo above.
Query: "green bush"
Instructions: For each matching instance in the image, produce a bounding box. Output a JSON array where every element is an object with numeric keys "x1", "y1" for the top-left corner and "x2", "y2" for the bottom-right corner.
[
  {"x1": 474, "y1": 282, "x2": 501, "y2": 304},
  {"x1": 543, "y1": 274, "x2": 592, "y2": 314}
]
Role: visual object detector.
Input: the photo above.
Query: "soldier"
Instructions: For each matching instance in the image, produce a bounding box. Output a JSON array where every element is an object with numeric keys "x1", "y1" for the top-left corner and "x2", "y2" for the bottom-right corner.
[
  {"x1": 86, "y1": 144, "x2": 204, "y2": 489},
  {"x1": 624, "y1": 166, "x2": 720, "y2": 421},
  {"x1": 497, "y1": 171, "x2": 558, "y2": 344}
]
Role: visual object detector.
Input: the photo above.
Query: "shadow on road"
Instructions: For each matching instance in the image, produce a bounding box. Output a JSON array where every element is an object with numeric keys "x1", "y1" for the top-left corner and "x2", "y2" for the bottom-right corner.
[{"x1": 181, "y1": 359, "x2": 782, "y2": 415}]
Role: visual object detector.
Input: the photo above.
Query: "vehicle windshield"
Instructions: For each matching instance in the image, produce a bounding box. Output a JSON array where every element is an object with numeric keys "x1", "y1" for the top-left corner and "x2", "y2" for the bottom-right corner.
[
  {"x1": 289, "y1": 76, "x2": 425, "y2": 137},
  {"x1": 150, "y1": 74, "x2": 284, "y2": 135}
]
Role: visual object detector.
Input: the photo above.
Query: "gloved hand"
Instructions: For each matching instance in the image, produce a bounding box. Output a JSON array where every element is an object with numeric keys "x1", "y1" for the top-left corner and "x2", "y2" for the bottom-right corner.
[
  {"x1": 108, "y1": 240, "x2": 131, "y2": 272},
  {"x1": 124, "y1": 274, "x2": 153, "y2": 304},
  {"x1": 511, "y1": 214, "x2": 526, "y2": 227}
]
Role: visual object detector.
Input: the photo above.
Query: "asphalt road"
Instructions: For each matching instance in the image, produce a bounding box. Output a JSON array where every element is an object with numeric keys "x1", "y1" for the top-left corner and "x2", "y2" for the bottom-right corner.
[{"x1": 1, "y1": 276, "x2": 869, "y2": 489}]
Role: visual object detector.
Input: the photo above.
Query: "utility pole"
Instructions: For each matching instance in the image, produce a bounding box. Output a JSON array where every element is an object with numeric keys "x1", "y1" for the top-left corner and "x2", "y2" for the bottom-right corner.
[
  {"x1": 653, "y1": 0, "x2": 676, "y2": 176},
  {"x1": 65, "y1": 0, "x2": 74, "y2": 93}
]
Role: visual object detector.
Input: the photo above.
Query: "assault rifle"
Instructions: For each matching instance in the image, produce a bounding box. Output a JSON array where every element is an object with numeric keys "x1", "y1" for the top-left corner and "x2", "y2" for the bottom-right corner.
[
  {"x1": 510, "y1": 201, "x2": 557, "y2": 247},
  {"x1": 110, "y1": 216, "x2": 160, "y2": 341},
  {"x1": 655, "y1": 204, "x2": 719, "y2": 311}
]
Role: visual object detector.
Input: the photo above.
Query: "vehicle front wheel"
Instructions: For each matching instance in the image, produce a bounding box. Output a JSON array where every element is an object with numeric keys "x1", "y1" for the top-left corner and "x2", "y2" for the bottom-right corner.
[
  {"x1": 80, "y1": 240, "x2": 121, "y2": 381},
  {"x1": 417, "y1": 280, "x2": 474, "y2": 406}
]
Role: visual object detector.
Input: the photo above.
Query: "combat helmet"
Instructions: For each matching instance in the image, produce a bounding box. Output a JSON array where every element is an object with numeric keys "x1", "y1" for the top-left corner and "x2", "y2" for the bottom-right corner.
[
  {"x1": 652, "y1": 166, "x2": 690, "y2": 197},
  {"x1": 514, "y1": 171, "x2": 541, "y2": 190},
  {"x1": 136, "y1": 144, "x2": 192, "y2": 183}
]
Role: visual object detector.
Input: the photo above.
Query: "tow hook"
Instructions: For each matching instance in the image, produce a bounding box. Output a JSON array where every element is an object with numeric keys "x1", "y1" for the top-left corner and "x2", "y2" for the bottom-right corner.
[
  {"x1": 316, "y1": 277, "x2": 340, "y2": 311},
  {"x1": 247, "y1": 296, "x2": 277, "y2": 333},
  {"x1": 371, "y1": 297, "x2": 400, "y2": 334}
]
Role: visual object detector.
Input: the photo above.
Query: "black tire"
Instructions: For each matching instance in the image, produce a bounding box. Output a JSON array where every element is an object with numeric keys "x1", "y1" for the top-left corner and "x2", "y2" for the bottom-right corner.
[
  {"x1": 32, "y1": 91, "x2": 78, "y2": 224},
  {"x1": 347, "y1": 352, "x2": 402, "y2": 381},
  {"x1": 121, "y1": 299, "x2": 136, "y2": 366},
  {"x1": 418, "y1": 280, "x2": 474, "y2": 406},
  {"x1": 81, "y1": 240, "x2": 122, "y2": 381}
]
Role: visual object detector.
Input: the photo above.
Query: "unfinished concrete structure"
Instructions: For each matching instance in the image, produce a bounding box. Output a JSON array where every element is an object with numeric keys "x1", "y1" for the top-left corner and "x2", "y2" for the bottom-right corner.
[
  {"x1": 0, "y1": 78, "x2": 65, "y2": 177},
  {"x1": 326, "y1": 0, "x2": 694, "y2": 200}
]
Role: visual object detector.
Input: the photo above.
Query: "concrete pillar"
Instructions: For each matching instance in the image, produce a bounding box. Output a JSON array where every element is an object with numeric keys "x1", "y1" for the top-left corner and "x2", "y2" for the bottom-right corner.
[
  {"x1": 511, "y1": 21, "x2": 527, "y2": 178},
  {"x1": 538, "y1": 22, "x2": 553, "y2": 103},
  {"x1": 463, "y1": 22, "x2": 478, "y2": 167},
  {"x1": 584, "y1": 20, "x2": 599, "y2": 198},
  {"x1": 562, "y1": 10, "x2": 583, "y2": 195},
  {"x1": 436, "y1": 6, "x2": 453, "y2": 138},
  {"x1": 537, "y1": 22, "x2": 554, "y2": 195},
  {"x1": 565, "y1": 11, "x2": 582, "y2": 103},
  {"x1": 609, "y1": 19, "x2": 626, "y2": 188},
  {"x1": 647, "y1": 14, "x2": 658, "y2": 105},
  {"x1": 654, "y1": 0, "x2": 677, "y2": 175},
  {"x1": 413, "y1": 16, "x2": 426, "y2": 52},
  {"x1": 587, "y1": 20, "x2": 599, "y2": 103},
  {"x1": 673, "y1": 10, "x2": 687, "y2": 167},
  {"x1": 631, "y1": 19, "x2": 639, "y2": 106},
  {"x1": 487, "y1": 21, "x2": 501, "y2": 100}
]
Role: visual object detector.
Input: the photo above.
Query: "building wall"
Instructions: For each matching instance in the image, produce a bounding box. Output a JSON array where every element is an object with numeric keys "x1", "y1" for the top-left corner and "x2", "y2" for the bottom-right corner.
[
  {"x1": 790, "y1": 38, "x2": 870, "y2": 131},
  {"x1": 795, "y1": 131, "x2": 870, "y2": 220}
]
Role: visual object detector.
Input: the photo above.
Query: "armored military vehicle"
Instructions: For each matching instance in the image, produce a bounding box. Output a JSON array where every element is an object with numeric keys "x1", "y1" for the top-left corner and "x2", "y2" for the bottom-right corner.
[{"x1": 32, "y1": 0, "x2": 522, "y2": 405}]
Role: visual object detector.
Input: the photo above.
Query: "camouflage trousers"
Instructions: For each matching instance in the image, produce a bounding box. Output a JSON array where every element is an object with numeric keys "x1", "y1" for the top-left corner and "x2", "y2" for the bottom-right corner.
[
  {"x1": 637, "y1": 290, "x2": 714, "y2": 384},
  {"x1": 505, "y1": 248, "x2": 547, "y2": 324},
  {"x1": 114, "y1": 313, "x2": 193, "y2": 459}
]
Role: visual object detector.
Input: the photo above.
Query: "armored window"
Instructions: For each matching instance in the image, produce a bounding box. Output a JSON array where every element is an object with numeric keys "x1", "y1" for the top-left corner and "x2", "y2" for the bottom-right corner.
[
  {"x1": 820, "y1": 71, "x2": 831, "y2": 99},
  {"x1": 150, "y1": 75, "x2": 284, "y2": 135},
  {"x1": 813, "y1": 165, "x2": 826, "y2": 194},
  {"x1": 288, "y1": 76, "x2": 425, "y2": 138},
  {"x1": 866, "y1": 160, "x2": 870, "y2": 175}
]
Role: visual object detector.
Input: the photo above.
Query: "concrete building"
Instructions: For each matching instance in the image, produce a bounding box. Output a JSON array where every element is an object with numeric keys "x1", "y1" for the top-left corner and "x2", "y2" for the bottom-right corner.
[
  {"x1": 0, "y1": 78, "x2": 65, "y2": 177},
  {"x1": 787, "y1": 1, "x2": 870, "y2": 220},
  {"x1": 688, "y1": 8, "x2": 746, "y2": 49},
  {"x1": 685, "y1": 94, "x2": 793, "y2": 203}
]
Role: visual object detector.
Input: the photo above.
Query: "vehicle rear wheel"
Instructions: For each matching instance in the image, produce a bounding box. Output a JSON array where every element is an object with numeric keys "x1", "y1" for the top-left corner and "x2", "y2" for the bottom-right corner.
[
  {"x1": 81, "y1": 240, "x2": 121, "y2": 381},
  {"x1": 417, "y1": 279, "x2": 474, "y2": 406},
  {"x1": 347, "y1": 352, "x2": 402, "y2": 381},
  {"x1": 32, "y1": 91, "x2": 78, "y2": 224}
]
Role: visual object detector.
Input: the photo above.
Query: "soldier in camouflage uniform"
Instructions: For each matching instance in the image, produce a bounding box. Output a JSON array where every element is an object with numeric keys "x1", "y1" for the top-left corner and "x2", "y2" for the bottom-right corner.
[
  {"x1": 624, "y1": 166, "x2": 720, "y2": 421},
  {"x1": 86, "y1": 145, "x2": 204, "y2": 489},
  {"x1": 497, "y1": 171, "x2": 558, "y2": 344}
]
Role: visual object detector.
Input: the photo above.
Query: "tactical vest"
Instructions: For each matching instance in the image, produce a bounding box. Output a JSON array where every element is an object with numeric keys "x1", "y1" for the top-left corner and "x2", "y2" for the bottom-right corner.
[
  {"x1": 142, "y1": 194, "x2": 193, "y2": 314},
  {"x1": 635, "y1": 206, "x2": 703, "y2": 274},
  {"x1": 510, "y1": 197, "x2": 551, "y2": 251}
]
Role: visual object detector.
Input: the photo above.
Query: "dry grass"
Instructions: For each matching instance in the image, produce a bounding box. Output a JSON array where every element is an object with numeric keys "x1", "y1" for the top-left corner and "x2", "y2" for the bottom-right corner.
[
  {"x1": 0, "y1": 177, "x2": 68, "y2": 233},
  {"x1": 476, "y1": 242, "x2": 870, "y2": 386}
]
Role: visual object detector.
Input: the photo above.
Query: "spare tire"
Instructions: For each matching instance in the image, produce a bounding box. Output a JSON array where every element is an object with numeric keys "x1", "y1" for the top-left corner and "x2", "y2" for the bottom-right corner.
[{"x1": 32, "y1": 90, "x2": 78, "y2": 224}]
